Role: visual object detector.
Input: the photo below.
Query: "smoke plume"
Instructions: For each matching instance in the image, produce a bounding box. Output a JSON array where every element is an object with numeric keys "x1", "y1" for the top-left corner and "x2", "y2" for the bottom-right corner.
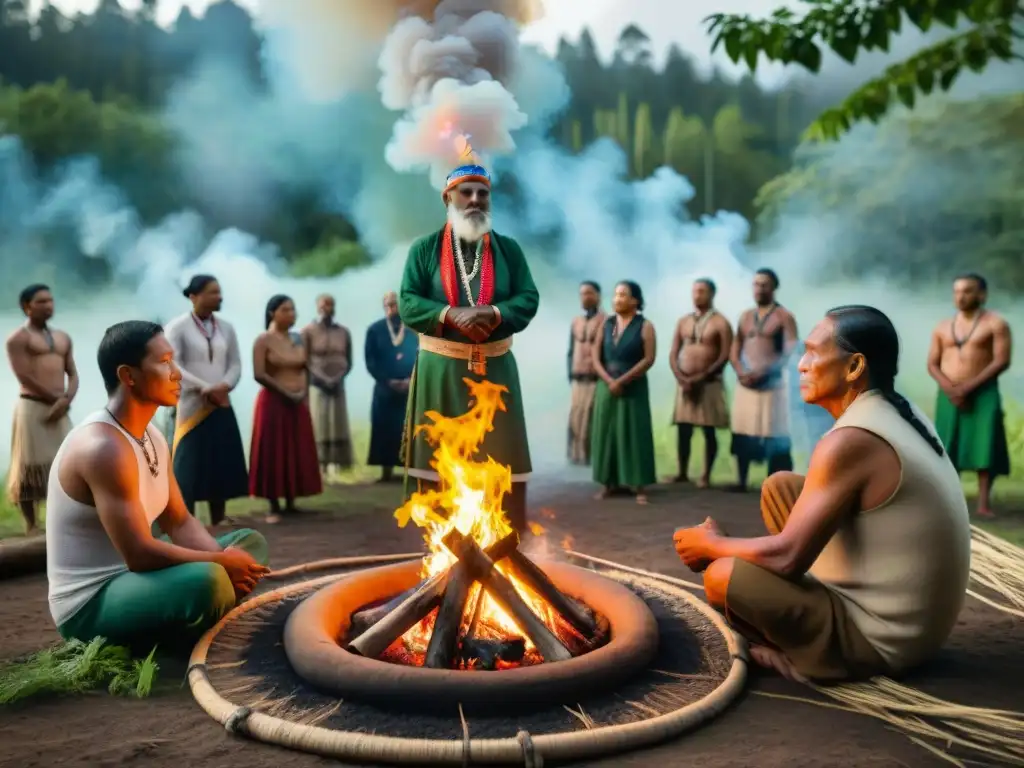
[{"x1": 0, "y1": 1, "x2": 1020, "y2": 483}]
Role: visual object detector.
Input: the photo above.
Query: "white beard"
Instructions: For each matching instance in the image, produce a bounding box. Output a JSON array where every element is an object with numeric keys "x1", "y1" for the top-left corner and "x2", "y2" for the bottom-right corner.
[{"x1": 447, "y1": 203, "x2": 492, "y2": 244}]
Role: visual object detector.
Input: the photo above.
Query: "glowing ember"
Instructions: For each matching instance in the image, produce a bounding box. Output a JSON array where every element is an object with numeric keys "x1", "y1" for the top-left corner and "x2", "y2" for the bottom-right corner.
[{"x1": 393, "y1": 378, "x2": 582, "y2": 667}]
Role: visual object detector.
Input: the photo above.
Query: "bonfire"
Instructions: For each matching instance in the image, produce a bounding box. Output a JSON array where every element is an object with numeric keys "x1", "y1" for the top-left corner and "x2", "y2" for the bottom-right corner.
[{"x1": 346, "y1": 378, "x2": 604, "y2": 670}]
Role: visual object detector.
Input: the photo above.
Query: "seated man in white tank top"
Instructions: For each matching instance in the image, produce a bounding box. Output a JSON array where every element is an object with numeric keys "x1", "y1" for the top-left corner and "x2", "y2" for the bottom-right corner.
[
  {"x1": 672, "y1": 306, "x2": 971, "y2": 682},
  {"x1": 47, "y1": 320, "x2": 271, "y2": 648}
]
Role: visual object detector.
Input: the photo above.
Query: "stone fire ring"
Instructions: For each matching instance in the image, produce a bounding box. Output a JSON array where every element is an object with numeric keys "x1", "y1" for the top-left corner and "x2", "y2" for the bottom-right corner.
[{"x1": 283, "y1": 558, "x2": 660, "y2": 711}]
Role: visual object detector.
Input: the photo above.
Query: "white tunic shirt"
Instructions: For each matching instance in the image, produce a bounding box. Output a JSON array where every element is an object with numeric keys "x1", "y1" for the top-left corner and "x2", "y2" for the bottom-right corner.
[{"x1": 163, "y1": 312, "x2": 242, "y2": 424}]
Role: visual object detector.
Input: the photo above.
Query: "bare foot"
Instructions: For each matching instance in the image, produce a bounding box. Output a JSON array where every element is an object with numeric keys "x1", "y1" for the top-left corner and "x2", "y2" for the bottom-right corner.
[
  {"x1": 266, "y1": 514, "x2": 282, "y2": 525},
  {"x1": 594, "y1": 487, "x2": 611, "y2": 500},
  {"x1": 975, "y1": 507, "x2": 996, "y2": 519},
  {"x1": 666, "y1": 475, "x2": 689, "y2": 484},
  {"x1": 749, "y1": 644, "x2": 807, "y2": 683},
  {"x1": 696, "y1": 477, "x2": 710, "y2": 489},
  {"x1": 636, "y1": 493, "x2": 649, "y2": 505}
]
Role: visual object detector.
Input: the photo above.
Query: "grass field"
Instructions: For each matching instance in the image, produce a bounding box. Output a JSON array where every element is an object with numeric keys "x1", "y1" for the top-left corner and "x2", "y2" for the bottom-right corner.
[{"x1": 2, "y1": 408, "x2": 1023, "y2": 546}]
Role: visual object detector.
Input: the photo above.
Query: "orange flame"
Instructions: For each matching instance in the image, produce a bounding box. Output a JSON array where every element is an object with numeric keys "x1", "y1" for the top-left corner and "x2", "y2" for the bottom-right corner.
[
  {"x1": 394, "y1": 379, "x2": 566, "y2": 653},
  {"x1": 438, "y1": 120, "x2": 477, "y2": 165}
]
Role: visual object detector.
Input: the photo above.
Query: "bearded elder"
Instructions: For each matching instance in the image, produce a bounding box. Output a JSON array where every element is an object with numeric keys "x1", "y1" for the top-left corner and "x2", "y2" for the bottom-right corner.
[{"x1": 398, "y1": 163, "x2": 539, "y2": 533}]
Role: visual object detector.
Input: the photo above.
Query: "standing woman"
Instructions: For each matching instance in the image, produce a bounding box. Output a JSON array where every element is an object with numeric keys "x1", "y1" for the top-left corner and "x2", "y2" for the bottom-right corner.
[
  {"x1": 164, "y1": 275, "x2": 249, "y2": 527},
  {"x1": 591, "y1": 281, "x2": 658, "y2": 504},
  {"x1": 249, "y1": 295, "x2": 322, "y2": 523}
]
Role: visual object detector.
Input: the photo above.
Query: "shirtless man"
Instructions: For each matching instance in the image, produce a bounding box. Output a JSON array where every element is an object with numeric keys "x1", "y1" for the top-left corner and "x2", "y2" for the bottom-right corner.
[
  {"x1": 669, "y1": 278, "x2": 733, "y2": 487},
  {"x1": 927, "y1": 273, "x2": 1012, "y2": 517},
  {"x1": 567, "y1": 281, "x2": 605, "y2": 465},
  {"x1": 6, "y1": 284, "x2": 78, "y2": 533},
  {"x1": 729, "y1": 269, "x2": 798, "y2": 491},
  {"x1": 46, "y1": 320, "x2": 269, "y2": 647},
  {"x1": 302, "y1": 294, "x2": 354, "y2": 479}
]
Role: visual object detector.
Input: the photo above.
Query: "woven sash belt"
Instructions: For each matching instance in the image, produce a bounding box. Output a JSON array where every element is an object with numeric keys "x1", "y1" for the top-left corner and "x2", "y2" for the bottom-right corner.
[{"x1": 417, "y1": 334, "x2": 512, "y2": 375}]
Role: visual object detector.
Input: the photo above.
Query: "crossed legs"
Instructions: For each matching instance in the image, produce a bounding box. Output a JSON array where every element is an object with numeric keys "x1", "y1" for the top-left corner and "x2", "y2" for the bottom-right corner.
[{"x1": 701, "y1": 472, "x2": 887, "y2": 682}]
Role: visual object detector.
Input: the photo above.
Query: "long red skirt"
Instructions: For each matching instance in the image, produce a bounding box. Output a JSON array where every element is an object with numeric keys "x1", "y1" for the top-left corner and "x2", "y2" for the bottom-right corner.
[{"x1": 248, "y1": 388, "x2": 323, "y2": 500}]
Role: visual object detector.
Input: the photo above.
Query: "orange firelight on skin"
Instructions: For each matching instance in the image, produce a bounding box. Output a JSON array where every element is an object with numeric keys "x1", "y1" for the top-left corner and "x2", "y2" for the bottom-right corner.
[{"x1": 394, "y1": 378, "x2": 570, "y2": 655}]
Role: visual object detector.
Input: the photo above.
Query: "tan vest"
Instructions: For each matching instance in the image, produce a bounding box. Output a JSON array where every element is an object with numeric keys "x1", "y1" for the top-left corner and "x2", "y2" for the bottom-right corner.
[
  {"x1": 570, "y1": 312, "x2": 606, "y2": 377},
  {"x1": 809, "y1": 390, "x2": 971, "y2": 671}
]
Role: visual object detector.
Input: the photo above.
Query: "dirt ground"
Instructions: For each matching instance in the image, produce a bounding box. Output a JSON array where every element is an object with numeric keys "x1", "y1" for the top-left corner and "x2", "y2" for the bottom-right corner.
[{"x1": 1, "y1": 480, "x2": 1022, "y2": 768}]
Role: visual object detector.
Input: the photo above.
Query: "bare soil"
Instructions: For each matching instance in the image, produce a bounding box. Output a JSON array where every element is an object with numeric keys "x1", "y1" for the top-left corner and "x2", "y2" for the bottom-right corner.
[{"x1": 1, "y1": 480, "x2": 1021, "y2": 768}]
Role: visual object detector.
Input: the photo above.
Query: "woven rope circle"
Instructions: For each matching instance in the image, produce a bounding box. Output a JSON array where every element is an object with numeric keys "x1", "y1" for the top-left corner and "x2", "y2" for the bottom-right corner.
[{"x1": 188, "y1": 552, "x2": 748, "y2": 765}]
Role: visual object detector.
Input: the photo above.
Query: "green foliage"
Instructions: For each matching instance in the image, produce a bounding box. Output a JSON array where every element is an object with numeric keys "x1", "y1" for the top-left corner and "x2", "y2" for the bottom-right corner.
[
  {"x1": 705, "y1": 0, "x2": 1022, "y2": 139},
  {"x1": 0, "y1": 0, "x2": 261, "y2": 109},
  {"x1": 570, "y1": 120, "x2": 582, "y2": 152},
  {"x1": 663, "y1": 107, "x2": 708, "y2": 174},
  {"x1": 754, "y1": 92, "x2": 1024, "y2": 288},
  {"x1": 632, "y1": 102, "x2": 655, "y2": 177},
  {"x1": 588, "y1": 96, "x2": 781, "y2": 218},
  {"x1": 290, "y1": 237, "x2": 372, "y2": 278},
  {"x1": 0, "y1": 80, "x2": 175, "y2": 201},
  {"x1": 0, "y1": 78, "x2": 373, "y2": 276},
  {"x1": 552, "y1": 27, "x2": 827, "y2": 218},
  {"x1": 0, "y1": 4, "x2": 832, "y2": 262},
  {"x1": 0, "y1": 637, "x2": 158, "y2": 704}
]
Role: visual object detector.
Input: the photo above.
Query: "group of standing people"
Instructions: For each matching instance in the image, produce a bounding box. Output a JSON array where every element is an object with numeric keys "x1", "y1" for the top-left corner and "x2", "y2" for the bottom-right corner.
[
  {"x1": 33, "y1": 157, "x2": 536, "y2": 653},
  {"x1": 566, "y1": 270, "x2": 1012, "y2": 517},
  {"x1": 5, "y1": 278, "x2": 418, "y2": 532},
  {"x1": 4, "y1": 156, "x2": 1014, "y2": 689}
]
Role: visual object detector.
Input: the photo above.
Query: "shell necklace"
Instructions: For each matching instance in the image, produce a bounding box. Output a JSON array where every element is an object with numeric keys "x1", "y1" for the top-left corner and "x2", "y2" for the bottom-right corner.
[{"x1": 454, "y1": 234, "x2": 483, "y2": 306}]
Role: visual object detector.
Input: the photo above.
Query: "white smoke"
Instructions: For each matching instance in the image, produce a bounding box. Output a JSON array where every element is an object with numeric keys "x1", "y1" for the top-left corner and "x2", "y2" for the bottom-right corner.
[
  {"x1": 2, "y1": 0, "x2": 1020, "y2": 484},
  {"x1": 379, "y1": 8, "x2": 528, "y2": 186}
]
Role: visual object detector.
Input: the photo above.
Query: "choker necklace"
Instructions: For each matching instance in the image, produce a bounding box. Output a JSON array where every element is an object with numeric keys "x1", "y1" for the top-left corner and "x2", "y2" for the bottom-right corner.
[{"x1": 105, "y1": 409, "x2": 159, "y2": 478}]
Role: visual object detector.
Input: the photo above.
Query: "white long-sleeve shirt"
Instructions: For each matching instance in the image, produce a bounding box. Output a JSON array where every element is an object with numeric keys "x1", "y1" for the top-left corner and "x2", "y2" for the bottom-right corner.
[{"x1": 163, "y1": 312, "x2": 242, "y2": 424}]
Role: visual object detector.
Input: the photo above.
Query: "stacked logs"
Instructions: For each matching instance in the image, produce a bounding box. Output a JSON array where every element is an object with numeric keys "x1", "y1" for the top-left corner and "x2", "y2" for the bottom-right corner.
[{"x1": 346, "y1": 531, "x2": 601, "y2": 670}]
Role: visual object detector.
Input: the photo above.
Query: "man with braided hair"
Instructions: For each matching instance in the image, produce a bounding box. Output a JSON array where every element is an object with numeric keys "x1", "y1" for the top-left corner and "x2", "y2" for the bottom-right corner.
[
  {"x1": 399, "y1": 164, "x2": 539, "y2": 533},
  {"x1": 673, "y1": 305, "x2": 970, "y2": 683}
]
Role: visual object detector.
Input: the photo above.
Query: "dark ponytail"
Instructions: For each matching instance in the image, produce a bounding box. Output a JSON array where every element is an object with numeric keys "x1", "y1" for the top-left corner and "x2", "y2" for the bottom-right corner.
[
  {"x1": 183, "y1": 274, "x2": 216, "y2": 299},
  {"x1": 827, "y1": 305, "x2": 945, "y2": 456}
]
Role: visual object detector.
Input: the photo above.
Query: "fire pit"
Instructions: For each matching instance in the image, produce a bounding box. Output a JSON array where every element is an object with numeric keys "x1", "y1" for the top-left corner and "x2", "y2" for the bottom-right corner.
[
  {"x1": 284, "y1": 549, "x2": 658, "y2": 711},
  {"x1": 189, "y1": 555, "x2": 746, "y2": 765},
  {"x1": 186, "y1": 380, "x2": 746, "y2": 763},
  {"x1": 347, "y1": 529, "x2": 603, "y2": 670},
  {"x1": 284, "y1": 380, "x2": 659, "y2": 711}
]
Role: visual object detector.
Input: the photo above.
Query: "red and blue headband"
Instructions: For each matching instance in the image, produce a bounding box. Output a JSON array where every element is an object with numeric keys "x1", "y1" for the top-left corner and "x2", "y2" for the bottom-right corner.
[{"x1": 442, "y1": 164, "x2": 491, "y2": 201}]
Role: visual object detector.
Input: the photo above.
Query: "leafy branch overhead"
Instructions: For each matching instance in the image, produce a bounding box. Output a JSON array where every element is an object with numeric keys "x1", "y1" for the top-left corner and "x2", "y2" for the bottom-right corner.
[{"x1": 705, "y1": 0, "x2": 1022, "y2": 140}]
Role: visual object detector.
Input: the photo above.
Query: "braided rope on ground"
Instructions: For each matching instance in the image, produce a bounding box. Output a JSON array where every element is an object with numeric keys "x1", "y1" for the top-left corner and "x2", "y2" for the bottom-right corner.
[
  {"x1": 189, "y1": 525, "x2": 1024, "y2": 766},
  {"x1": 568, "y1": 527, "x2": 1024, "y2": 767},
  {"x1": 187, "y1": 552, "x2": 748, "y2": 765}
]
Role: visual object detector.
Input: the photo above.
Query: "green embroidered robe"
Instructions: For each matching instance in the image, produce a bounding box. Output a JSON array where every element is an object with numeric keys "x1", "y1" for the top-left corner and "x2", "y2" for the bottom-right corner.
[{"x1": 399, "y1": 226, "x2": 539, "y2": 480}]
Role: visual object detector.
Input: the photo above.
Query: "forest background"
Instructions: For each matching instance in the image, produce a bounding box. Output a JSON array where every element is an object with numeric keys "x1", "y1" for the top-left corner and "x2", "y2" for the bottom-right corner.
[{"x1": 0, "y1": 0, "x2": 1022, "y2": 536}]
